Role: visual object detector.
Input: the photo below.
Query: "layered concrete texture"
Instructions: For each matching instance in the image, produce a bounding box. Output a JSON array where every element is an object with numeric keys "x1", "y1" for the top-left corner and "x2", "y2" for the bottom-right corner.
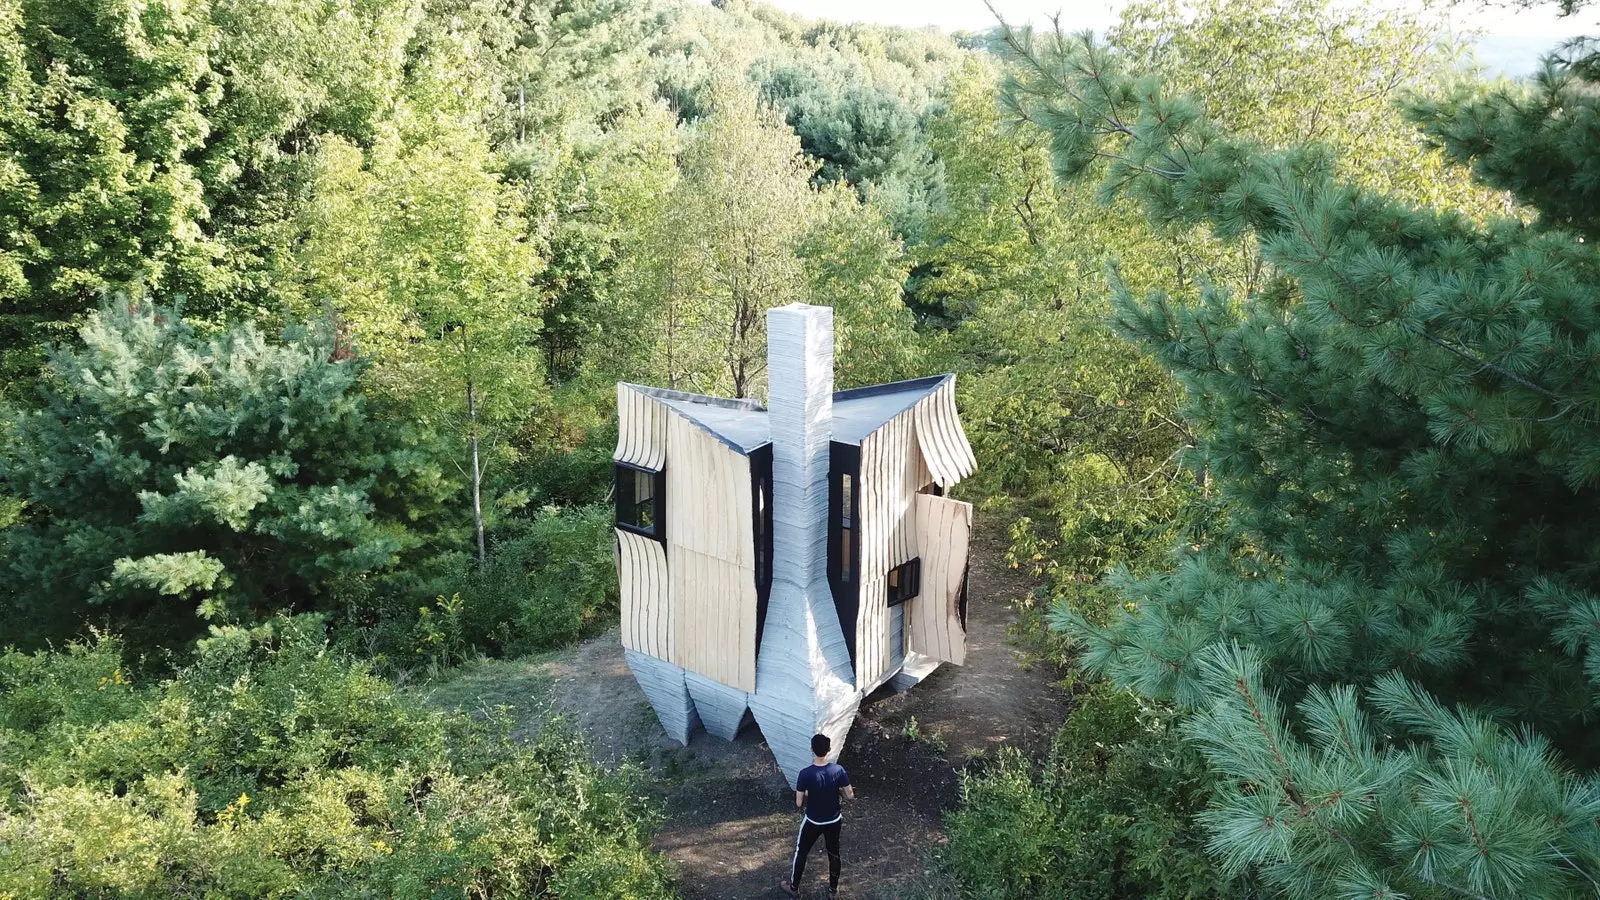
[
  {"x1": 624, "y1": 649, "x2": 701, "y2": 745},
  {"x1": 685, "y1": 672, "x2": 750, "y2": 741}
]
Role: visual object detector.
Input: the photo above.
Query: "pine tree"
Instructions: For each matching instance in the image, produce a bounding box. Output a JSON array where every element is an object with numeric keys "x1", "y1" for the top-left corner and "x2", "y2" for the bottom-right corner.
[
  {"x1": 998, "y1": 23, "x2": 1600, "y2": 900},
  {"x1": 0, "y1": 299, "x2": 451, "y2": 652}
]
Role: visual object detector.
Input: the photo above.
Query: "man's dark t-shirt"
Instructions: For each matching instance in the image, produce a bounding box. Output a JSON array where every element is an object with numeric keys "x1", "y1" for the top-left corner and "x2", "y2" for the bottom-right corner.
[{"x1": 797, "y1": 762, "x2": 851, "y2": 823}]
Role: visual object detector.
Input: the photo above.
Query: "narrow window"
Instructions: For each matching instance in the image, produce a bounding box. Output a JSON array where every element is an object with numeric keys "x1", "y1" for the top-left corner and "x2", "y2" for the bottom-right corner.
[
  {"x1": 886, "y1": 558, "x2": 922, "y2": 607},
  {"x1": 839, "y1": 473, "x2": 853, "y2": 583},
  {"x1": 752, "y1": 444, "x2": 775, "y2": 651},
  {"x1": 615, "y1": 462, "x2": 666, "y2": 539},
  {"x1": 632, "y1": 468, "x2": 656, "y2": 529},
  {"x1": 752, "y1": 458, "x2": 773, "y2": 590}
]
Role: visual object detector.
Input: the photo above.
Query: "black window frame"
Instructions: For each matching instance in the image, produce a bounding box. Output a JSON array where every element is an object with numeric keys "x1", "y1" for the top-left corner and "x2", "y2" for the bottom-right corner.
[
  {"x1": 751, "y1": 445, "x2": 774, "y2": 649},
  {"x1": 828, "y1": 442, "x2": 862, "y2": 675},
  {"x1": 614, "y1": 461, "x2": 667, "y2": 541},
  {"x1": 886, "y1": 557, "x2": 922, "y2": 607}
]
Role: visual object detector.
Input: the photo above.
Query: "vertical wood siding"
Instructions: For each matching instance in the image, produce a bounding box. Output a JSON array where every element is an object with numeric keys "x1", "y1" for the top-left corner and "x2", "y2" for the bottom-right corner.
[
  {"x1": 908, "y1": 493, "x2": 972, "y2": 665},
  {"x1": 666, "y1": 414, "x2": 758, "y2": 692},
  {"x1": 617, "y1": 528, "x2": 672, "y2": 660},
  {"x1": 614, "y1": 384, "x2": 668, "y2": 469},
  {"x1": 854, "y1": 407, "x2": 925, "y2": 687},
  {"x1": 913, "y1": 377, "x2": 976, "y2": 488}
]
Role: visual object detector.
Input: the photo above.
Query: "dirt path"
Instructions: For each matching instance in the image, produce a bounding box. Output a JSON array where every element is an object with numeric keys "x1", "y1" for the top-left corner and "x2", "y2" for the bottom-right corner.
[{"x1": 429, "y1": 530, "x2": 1069, "y2": 899}]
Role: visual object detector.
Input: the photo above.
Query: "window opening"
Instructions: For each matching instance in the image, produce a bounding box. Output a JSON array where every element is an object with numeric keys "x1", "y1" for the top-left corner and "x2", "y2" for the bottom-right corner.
[
  {"x1": 886, "y1": 557, "x2": 922, "y2": 607},
  {"x1": 615, "y1": 462, "x2": 665, "y2": 539}
]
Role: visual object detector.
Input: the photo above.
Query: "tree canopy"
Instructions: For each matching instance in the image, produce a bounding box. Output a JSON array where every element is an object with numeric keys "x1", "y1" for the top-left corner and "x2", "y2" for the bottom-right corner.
[{"x1": 1002, "y1": 17, "x2": 1600, "y2": 899}]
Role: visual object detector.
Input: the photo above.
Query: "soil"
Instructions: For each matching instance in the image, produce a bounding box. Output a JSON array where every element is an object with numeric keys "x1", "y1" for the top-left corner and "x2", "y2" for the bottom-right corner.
[{"x1": 428, "y1": 528, "x2": 1071, "y2": 900}]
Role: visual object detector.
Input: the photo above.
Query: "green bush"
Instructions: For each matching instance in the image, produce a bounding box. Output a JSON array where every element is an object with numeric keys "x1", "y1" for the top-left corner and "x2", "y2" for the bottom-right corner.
[
  {"x1": 456, "y1": 503, "x2": 620, "y2": 657},
  {"x1": 0, "y1": 300, "x2": 458, "y2": 654},
  {"x1": 943, "y1": 684, "x2": 1248, "y2": 900},
  {"x1": 0, "y1": 617, "x2": 676, "y2": 898}
]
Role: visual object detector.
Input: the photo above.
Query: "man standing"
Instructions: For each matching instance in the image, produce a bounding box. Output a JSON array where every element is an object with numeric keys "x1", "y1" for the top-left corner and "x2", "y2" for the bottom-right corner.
[{"x1": 782, "y1": 733, "x2": 854, "y2": 898}]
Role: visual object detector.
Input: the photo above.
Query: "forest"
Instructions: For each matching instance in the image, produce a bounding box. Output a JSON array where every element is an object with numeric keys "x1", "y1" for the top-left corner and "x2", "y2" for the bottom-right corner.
[{"x1": 1, "y1": 0, "x2": 1598, "y2": 896}]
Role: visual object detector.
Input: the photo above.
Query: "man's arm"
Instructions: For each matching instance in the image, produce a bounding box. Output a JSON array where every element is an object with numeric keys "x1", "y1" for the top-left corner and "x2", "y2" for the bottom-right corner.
[
  {"x1": 842, "y1": 785, "x2": 856, "y2": 803},
  {"x1": 794, "y1": 790, "x2": 806, "y2": 809}
]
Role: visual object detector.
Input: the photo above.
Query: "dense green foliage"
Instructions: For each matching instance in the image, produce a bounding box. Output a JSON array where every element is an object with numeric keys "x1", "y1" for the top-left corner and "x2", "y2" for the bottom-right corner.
[
  {"x1": 0, "y1": 617, "x2": 673, "y2": 897},
  {"x1": 0, "y1": 300, "x2": 452, "y2": 653},
  {"x1": 5, "y1": 0, "x2": 1596, "y2": 894},
  {"x1": 0, "y1": 0, "x2": 422, "y2": 386},
  {"x1": 1002, "y1": 12, "x2": 1600, "y2": 899},
  {"x1": 945, "y1": 685, "x2": 1246, "y2": 900}
]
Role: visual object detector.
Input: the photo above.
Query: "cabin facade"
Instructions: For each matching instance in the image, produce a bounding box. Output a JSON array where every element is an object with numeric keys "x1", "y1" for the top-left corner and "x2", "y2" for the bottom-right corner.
[{"x1": 614, "y1": 304, "x2": 976, "y2": 784}]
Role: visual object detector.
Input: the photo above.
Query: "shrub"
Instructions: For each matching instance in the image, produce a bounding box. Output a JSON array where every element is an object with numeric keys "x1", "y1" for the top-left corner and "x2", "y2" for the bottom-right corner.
[
  {"x1": 943, "y1": 684, "x2": 1248, "y2": 900},
  {"x1": 456, "y1": 503, "x2": 620, "y2": 657},
  {"x1": 0, "y1": 617, "x2": 676, "y2": 898},
  {"x1": 0, "y1": 300, "x2": 458, "y2": 654}
]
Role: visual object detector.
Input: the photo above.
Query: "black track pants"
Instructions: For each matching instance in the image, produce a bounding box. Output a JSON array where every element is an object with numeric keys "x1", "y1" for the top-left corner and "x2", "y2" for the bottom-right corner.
[{"x1": 790, "y1": 817, "x2": 841, "y2": 891}]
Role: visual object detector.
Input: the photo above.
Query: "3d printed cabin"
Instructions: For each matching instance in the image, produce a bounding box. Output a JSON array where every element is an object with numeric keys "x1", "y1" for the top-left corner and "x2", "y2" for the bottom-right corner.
[{"x1": 613, "y1": 304, "x2": 976, "y2": 785}]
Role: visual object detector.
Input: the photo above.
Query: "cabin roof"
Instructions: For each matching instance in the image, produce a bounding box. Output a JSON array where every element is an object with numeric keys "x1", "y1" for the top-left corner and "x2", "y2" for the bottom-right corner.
[
  {"x1": 623, "y1": 384, "x2": 770, "y2": 454},
  {"x1": 830, "y1": 375, "x2": 952, "y2": 445},
  {"x1": 622, "y1": 374, "x2": 960, "y2": 456},
  {"x1": 657, "y1": 397, "x2": 771, "y2": 453}
]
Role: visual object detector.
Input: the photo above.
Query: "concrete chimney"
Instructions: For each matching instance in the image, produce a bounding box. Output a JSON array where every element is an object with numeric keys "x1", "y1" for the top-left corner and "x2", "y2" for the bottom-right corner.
[{"x1": 749, "y1": 304, "x2": 860, "y2": 785}]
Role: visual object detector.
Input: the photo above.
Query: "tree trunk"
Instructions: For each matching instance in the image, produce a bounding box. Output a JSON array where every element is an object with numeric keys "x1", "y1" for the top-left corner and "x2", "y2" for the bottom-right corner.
[{"x1": 468, "y1": 378, "x2": 486, "y2": 569}]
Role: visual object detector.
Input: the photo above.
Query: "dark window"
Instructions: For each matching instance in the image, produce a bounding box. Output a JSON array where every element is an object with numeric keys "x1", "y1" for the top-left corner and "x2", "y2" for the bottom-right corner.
[
  {"x1": 838, "y1": 473, "x2": 853, "y2": 582},
  {"x1": 754, "y1": 472, "x2": 770, "y2": 583},
  {"x1": 615, "y1": 462, "x2": 666, "y2": 539},
  {"x1": 886, "y1": 557, "x2": 921, "y2": 607},
  {"x1": 752, "y1": 449, "x2": 773, "y2": 593},
  {"x1": 918, "y1": 482, "x2": 944, "y2": 497},
  {"x1": 828, "y1": 441, "x2": 862, "y2": 676},
  {"x1": 751, "y1": 445, "x2": 774, "y2": 650}
]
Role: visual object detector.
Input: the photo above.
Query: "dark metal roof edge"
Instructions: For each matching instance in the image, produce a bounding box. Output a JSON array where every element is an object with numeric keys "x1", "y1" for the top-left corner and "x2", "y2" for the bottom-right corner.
[
  {"x1": 657, "y1": 401, "x2": 770, "y2": 457},
  {"x1": 620, "y1": 382, "x2": 766, "y2": 412},
  {"x1": 831, "y1": 373, "x2": 951, "y2": 402},
  {"x1": 830, "y1": 374, "x2": 954, "y2": 445}
]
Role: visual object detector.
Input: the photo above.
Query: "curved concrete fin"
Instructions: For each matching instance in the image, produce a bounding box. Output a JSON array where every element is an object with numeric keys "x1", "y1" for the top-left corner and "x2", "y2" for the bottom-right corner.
[
  {"x1": 685, "y1": 672, "x2": 749, "y2": 741},
  {"x1": 625, "y1": 649, "x2": 700, "y2": 746}
]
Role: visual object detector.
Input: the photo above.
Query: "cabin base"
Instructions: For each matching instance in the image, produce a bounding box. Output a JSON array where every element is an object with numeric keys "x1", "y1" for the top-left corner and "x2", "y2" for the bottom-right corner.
[
  {"x1": 685, "y1": 672, "x2": 750, "y2": 740},
  {"x1": 624, "y1": 649, "x2": 701, "y2": 746},
  {"x1": 889, "y1": 652, "x2": 942, "y2": 693}
]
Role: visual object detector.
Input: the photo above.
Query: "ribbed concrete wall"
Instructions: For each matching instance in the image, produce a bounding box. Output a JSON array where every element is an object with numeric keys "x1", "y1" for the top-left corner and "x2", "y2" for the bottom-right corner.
[
  {"x1": 625, "y1": 649, "x2": 700, "y2": 745},
  {"x1": 685, "y1": 671, "x2": 749, "y2": 741},
  {"x1": 889, "y1": 650, "x2": 941, "y2": 693},
  {"x1": 749, "y1": 304, "x2": 862, "y2": 786}
]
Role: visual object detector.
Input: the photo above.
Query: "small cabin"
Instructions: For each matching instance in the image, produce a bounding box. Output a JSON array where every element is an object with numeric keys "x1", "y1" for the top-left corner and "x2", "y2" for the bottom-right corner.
[{"x1": 613, "y1": 304, "x2": 976, "y2": 783}]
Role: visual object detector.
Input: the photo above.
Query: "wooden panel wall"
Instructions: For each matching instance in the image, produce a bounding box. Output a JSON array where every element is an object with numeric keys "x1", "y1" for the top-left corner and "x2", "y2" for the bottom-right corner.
[
  {"x1": 854, "y1": 407, "x2": 926, "y2": 687},
  {"x1": 908, "y1": 493, "x2": 972, "y2": 665},
  {"x1": 913, "y1": 378, "x2": 976, "y2": 488},
  {"x1": 617, "y1": 528, "x2": 672, "y2": 660},
  {"x1": 615, "y1": 384, "x2": 667, "y2": 469},
  {"x1": 666, "y1": 414, "x2": 757, "y2": 692}
]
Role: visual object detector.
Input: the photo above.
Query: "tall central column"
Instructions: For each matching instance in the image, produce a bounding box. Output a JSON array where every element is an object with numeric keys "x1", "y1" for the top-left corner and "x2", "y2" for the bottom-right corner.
[{"x1": 749, "y1": 304, "x2": 859, "y2": 785}]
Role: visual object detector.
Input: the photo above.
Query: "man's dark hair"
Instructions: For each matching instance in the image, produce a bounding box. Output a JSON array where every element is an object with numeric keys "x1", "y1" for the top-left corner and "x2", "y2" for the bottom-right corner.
[{"x1": 811, "y1": 733, "x2": 831, "y2": 757}]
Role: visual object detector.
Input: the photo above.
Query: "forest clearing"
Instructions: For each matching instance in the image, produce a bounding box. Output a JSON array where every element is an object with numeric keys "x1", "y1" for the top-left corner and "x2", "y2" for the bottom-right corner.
[
  {"x1": 428, "y1": 527, "x2": 1065, "y2": 899},
  {"x1": 3, "y1": 0, "x2": 1599, "y2": 897}
]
